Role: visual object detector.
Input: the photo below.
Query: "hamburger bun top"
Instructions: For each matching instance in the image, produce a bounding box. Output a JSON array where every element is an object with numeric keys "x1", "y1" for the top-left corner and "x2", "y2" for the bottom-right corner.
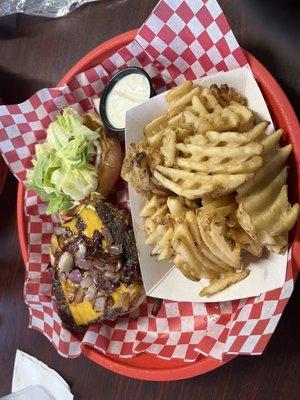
[{"x1": 83, "y1": 112, "x2": 122, "y2": 197}]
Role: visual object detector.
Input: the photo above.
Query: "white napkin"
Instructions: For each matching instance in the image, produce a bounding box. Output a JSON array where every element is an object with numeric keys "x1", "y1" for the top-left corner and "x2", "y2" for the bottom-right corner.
[{"x1": 12, "y1": 350, "x2": 73, "y2": 400}]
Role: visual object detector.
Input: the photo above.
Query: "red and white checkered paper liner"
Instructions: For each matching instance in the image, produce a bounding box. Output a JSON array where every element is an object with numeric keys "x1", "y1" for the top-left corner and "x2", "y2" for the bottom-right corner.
[{"x1": 0, "y1": 0, "x2": 295, "y2": 361}]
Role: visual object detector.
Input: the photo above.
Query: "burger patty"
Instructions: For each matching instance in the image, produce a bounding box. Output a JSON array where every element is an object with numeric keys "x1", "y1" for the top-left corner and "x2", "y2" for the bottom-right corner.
[
  {"x1": 51, "y1": 197, "x2": 144, "y2": 332},
  {"x1": 95, "y1": 200, "x2": 141, "y2": 285}
]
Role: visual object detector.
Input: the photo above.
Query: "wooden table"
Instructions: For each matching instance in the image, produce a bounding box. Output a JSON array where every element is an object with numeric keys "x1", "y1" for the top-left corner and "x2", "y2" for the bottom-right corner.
[{"x1": 0, "y1": 1, "x2": 299, "y2": 398}]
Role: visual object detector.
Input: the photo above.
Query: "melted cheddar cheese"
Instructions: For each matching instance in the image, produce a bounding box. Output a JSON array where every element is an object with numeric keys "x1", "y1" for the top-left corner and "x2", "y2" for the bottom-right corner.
[
  {"x1": 80, "y1": 206, "x2": 103, "y2": 238},
  {"x1": 61, "y1": 281, "x2": 101, "y2": 325},
  {"x1": 59, "y1": 203, "x2": 141, "y2": 326},
  {"x1": 112, "y1": 282, "x2": 141, "y2": 305},
  {"x1": 61, "y1": 280, "x2": 141, "y2": 325},
  {"x1": 63, "y1": 205, "x2": 103, "y2": 238},
  {"x1": 63, "y1": 218, "x2": 78, "y2": 235},
  {"x1": 112, "y1": 283, "x2": 127, "y2": 304},
  {"x1": 69, "y1": 301, "x2": 101, "y2": 325}
]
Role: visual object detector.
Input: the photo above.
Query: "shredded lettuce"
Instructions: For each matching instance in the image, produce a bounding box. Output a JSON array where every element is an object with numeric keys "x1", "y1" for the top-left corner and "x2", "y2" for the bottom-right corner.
[
  {"x1": 26, "y1": 107, "x2": 100, "y2": 214},
  {"x1": 27, "y1": 153, "x2": 61, "y2": 197},
  {"x1": 51, "y1": 165, "x2": 98, "y2": 201},
  {"x1": 47, "y1": 194, "x2": 74, "y2": 215},
  {"x1": 57, "y1": 136, "x2": 89, "y2": 167},
  {"x1": 47, "y1": 107, "x2": 99, "y2": 151}
]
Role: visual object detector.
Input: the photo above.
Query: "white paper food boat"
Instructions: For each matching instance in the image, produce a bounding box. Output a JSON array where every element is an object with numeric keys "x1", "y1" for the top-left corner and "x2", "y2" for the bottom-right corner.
[{"x1": 125, "y1": 67, "x2": 287, "y2": 303}]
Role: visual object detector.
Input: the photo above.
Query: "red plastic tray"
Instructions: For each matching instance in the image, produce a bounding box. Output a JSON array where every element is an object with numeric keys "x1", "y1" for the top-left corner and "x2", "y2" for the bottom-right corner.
[
  {"x1": 0, "y1": 156, "x2": 7, "y2": 194},
  {"x1": 17, "y1": 30, "x2": 300, "y2": 381},
  {"x1": 0, "y1": 97, "x2": 8, "y2": 194}
]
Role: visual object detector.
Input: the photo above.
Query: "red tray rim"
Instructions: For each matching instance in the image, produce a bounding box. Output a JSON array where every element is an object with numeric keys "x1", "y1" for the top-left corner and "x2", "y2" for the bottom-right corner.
[
  {"x1": 0, "y1": 157, "x2": 7, "y2": 194},
  {"x1": 16, "y1": 29, "x2": 300, "y2": 381}
]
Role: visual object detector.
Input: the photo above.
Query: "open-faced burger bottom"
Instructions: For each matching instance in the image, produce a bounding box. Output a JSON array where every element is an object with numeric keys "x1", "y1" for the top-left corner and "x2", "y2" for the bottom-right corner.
[{"x1": 50, "y1": 195, "x2": 145, "y2": 332}]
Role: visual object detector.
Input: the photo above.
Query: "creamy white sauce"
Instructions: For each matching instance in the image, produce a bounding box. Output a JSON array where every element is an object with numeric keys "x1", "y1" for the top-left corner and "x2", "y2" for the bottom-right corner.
[{"x1": 106, "y1": 73, "x2": 150, "y2": 129}]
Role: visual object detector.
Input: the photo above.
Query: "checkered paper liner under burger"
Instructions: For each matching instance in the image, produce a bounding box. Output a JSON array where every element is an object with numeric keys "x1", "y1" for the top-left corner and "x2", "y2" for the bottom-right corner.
[{"x1": 0, "y1": 0, "x2": 295, "y2": 361}]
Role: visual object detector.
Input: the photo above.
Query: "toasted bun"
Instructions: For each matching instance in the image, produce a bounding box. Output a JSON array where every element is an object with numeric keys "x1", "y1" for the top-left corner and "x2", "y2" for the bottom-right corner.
[
  {"x1": 98, "y1": 132, "x2": 122, "y2": 197},
  {"x1": 83, "y1": 112, "x2": 122, "y2": 197}
]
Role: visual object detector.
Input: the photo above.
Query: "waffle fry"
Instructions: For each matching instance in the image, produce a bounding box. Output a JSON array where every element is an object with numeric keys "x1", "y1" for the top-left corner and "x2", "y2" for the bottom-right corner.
[
  {"x1": 161, "y1": 128, "x2": 177, "y2": 167},
  {"x1": 166, "y1": 81, "x2": 193, "y2": 104},
  {"x1": 144, "y1": 115, "x2": 168, "y2": 149},
  {"x1": 200, "y1": 269, "x2": 250, "y2": 297},
  {"x1": 154, "y1": 166, "x2": 250, "y2": 199},
  {"x1": 209, "y1": 83, "x2": 247, "y2": 107},
  {"x1": 123, "y1": 80, "x2": 299, "y2": 296},
  {"x1": 139, "y1": 194, "x2": 167, "y2": 218},
  {"x1": 122, "y1": 82, "x2": 268, "y2": 198},
  {"x1": 139, "y1": 193, "x2": 253, "y2": 293},
  {"x1": 172, "y1": 223, "x2": 219, "y2": 280},
  {"x1": 145, "y1": 224, "x2": 174, "y2": 261},
  {"x1": 236, "y1": 129, "x2": 299, "y2": 253},
  {"x1": 197, "y1": 198, "x2": 240, "y2": 271},
  {"x1": 226, "y1": 227, "x2": 262, "y2": 257},
  {"x1": 148, "y1": 83, "x2": 266, "y2": 198}
]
